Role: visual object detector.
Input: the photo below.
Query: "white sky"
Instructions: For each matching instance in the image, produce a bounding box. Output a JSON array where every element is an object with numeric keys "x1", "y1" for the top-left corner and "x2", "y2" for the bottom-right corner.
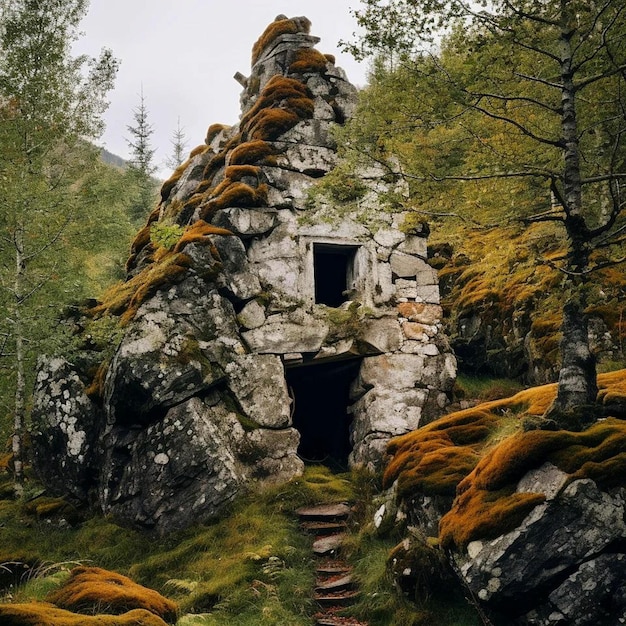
[{"x1": 73, "y1": 1, "x2": 368, "y2": 178}]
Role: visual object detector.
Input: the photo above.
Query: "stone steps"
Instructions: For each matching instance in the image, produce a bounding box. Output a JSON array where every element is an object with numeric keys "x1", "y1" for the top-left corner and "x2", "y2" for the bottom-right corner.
[{"x1": 296, "y1": 501, "x2": 368, "y2": 626}]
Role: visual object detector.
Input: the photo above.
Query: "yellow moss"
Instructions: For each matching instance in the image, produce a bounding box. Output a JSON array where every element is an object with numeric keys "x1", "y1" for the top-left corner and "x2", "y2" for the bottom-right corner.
[
  {"x1": 289, "y1": 47, "x2": 329, "y2": 73},
  {"x1": 251, "y1": 17, "x2": 311, "y2": 66},
  {"x1": 0, "y1": 603, "x2": 169, "y2": 625},
  {"x1": 46, "y1": 566, "x2": 178, "y2": 622},
  {"x1": 22, "y1": 497, "x2": 71, "y2": 519}
]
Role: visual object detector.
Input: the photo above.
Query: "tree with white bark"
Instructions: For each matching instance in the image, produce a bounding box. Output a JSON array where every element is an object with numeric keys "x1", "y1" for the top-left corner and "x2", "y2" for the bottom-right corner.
[{"x1": 0, "y1": 0, "x2": 117, "y2": 493}]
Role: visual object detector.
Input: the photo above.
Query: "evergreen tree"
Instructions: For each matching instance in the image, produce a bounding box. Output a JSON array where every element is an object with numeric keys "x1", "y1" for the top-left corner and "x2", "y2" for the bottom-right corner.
[
  {"x1": 165, "y1": 117, "x2": 187, "y2": 171},
  {"x1": 0, "y1": 0, "x2": 117, "y2": 492},
  {"x1": 344, "y1": 0, "x2": 626, "y2": 425},
  {"x1": 126, "y1": 87, "x2": 158, "y2": 223}
]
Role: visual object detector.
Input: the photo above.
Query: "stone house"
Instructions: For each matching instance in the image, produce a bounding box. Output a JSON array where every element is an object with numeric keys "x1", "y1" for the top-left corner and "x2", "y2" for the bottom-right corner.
[{"x1": 31, "y1": 16, "x2": 456, "y2": 533}]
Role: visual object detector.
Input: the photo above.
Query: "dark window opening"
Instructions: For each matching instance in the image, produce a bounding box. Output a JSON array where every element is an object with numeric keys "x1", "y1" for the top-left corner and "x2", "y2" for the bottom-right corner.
[
  {"x1": 286, "y1": 358, "x2": 361, "y2": 472},
  {"x1": 313, "y1": 244, "x2": 357, "y2": 307}
]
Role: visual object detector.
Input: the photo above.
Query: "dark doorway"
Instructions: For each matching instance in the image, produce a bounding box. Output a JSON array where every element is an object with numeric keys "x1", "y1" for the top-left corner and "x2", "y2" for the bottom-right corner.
[
  {"x1": 286, "y1": 358, "x2": 362, "y2": 471},
  {"x1": 313, "y1": 244, "x2": 357, "y2": 307}
]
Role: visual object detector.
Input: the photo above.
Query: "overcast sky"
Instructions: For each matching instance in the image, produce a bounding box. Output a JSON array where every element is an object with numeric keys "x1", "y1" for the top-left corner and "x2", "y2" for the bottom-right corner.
[{"x1": 73, "y1": 1, "x2": 369, "y2": 178}]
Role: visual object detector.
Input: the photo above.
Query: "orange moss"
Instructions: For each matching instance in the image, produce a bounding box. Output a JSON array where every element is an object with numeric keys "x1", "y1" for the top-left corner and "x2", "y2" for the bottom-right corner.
[
  {"x1": 46, "y1": 566, "x2": 177, "y2": 622},
  {"x1": 387, "y1": 370, "x2": 626, "y2": 549},
  {"x1": 324, "y1": 54, "x2": 335, "y2": 64},
  {"x1": 189, "y1": 144, "x2": 209, "y2": 158},
  {"x1": 172, "y1": 221, "x2": 233, "y2": 253},
  {"x1": 0, "y1": 452, "x2": 12, "y2": 471},
  {"x1": 85, "y1": 360, "x2": 109, "y2": 401},
  {"x1": 228, "y1": 140, "x2": 277, "y2": 166},
  {"x1": 224, "y1": 165, "x2": 260, "y2": 181},
  {"x1": 0, "y1": 603, "x2": 169, "y2": 625},
  {"x1": 239, "y1": 75, "x2": 314, "y2": 141},
  {"x1": 251, "y1": 17, "x2": 311, "y2": 65},
  {"x1": 130, "y1": 225, "x2": 152, "y2": 255},
  {"x1": 247, "y1": 108, "x2": 300, "y2": 141},
  {"x1": 384, "y1": 409, "x2": 502, "y2": 497},
  {"x1": 89, "y1": 253, "x2": 192, "y2": 325},
  {"x1": 439, "y1": 418, "x2": 626, "y2": 549},
  {"x1": 289, "y1": 47, "x2": 329, "y2": 73},
  {"x1": 205, "y1": 124, "x2": 228, "y2": 145},
  {"x1": 198, "y1": 182, "x2": 268, "y2": 221},
  {"x1": 597, "y1": 369, "x2": 626, "y2": 405}
]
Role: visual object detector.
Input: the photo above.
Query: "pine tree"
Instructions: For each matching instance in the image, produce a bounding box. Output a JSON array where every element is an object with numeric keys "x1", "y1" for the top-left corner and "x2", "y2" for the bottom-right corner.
[
  {"x1": 165, "y1": 117, "x2": 187, "y2": 171},
  {"x1": 126, "y1": 87, "x2": 157, "y2": 222}
]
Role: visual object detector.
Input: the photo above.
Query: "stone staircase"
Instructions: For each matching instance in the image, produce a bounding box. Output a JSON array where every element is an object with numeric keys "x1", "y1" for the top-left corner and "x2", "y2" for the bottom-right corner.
[{"x1": 296, "y1": 503, "x2": 368, "y2": 626}]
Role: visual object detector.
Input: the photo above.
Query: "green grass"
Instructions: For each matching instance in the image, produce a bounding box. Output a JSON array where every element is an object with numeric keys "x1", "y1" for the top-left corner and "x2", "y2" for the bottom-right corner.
[
  {"x1": 454, "y1": 373, "x2": 525, "y2": 403},
  {"x1": 0, "y1": 465, "x2": 480, "y2": 625}
]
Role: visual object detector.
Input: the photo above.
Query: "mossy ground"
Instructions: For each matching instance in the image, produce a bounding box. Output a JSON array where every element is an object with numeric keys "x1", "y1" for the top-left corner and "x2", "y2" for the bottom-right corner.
[
  {"x1": 385, "y1": 369, "x2": 626, "y2": 551},
  {"x1": 0, "y1": 465, "x2": 482, "y2": 625}
]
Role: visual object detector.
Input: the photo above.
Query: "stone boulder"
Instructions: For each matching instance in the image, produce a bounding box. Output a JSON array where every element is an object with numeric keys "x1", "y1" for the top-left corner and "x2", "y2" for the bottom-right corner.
[
  {"x1": 31, "y1": 357, "x2": 101, "y2": 502},
  {"x1": 453, "y1": 463, "x2": 626, "y2": 625}
]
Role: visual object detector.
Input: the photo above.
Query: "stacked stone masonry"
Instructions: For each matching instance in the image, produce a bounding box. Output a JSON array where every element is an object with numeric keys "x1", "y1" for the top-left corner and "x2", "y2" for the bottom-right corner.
[{"x1": 31, "y1": 16, "x2": 456, "y2": 533}]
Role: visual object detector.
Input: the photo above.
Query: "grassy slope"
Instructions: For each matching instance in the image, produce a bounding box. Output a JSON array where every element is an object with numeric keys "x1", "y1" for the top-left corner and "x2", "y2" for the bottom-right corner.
[{"x1": 0, "y1": 465, "x2": 480, "y2": 625}]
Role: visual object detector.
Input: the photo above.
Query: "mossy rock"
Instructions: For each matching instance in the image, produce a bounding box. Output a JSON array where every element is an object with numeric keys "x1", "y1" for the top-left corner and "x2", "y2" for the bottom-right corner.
[
  {"x1": 46, "y1": 566, "x2": 178, "y2": 622},
  {"x1": 0, "y1": 604, "x2": 169, "y2": 626}
]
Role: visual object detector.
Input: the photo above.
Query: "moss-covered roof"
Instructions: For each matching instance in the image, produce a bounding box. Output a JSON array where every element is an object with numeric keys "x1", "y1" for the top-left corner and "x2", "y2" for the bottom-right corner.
[{"x1": 88, "y1": 16, "x2": 335, "y2": 327}]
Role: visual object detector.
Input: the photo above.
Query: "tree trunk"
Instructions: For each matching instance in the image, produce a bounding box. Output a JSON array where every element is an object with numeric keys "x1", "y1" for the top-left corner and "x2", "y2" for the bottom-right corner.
[
  {"x1": 547, "y1": 296, "x2": 598, "y2": 428},
  {"x1": 547, "y1": 0, "x2": 599, "y2": 421},
  {"x1": 12, "y1": 227, "x2": 25, "y2": 496}
]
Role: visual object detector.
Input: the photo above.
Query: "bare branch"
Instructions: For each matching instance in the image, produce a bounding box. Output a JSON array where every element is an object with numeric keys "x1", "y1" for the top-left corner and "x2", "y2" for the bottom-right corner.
[
  {"x1": 513, "y1": 72, "x2": 562, "y2": 90},
  {"x1": 520, "y1": 209, "x2": 565, "y2": 225},
  {"x1": 407, "y1": 208, "x2": 484, "y2": 227},
  {"x1": 403, "y1": 169, "x2": 554, "y2": 183},
  {"x1": 470, "y1": 98, "x2": 563, "y2": 147},
  {"x1": 466, "y1": 90, "x2": 561, "y2": 115},
  {"x1": 576, "y1": 62, "x2": 626, "y2": 91}
]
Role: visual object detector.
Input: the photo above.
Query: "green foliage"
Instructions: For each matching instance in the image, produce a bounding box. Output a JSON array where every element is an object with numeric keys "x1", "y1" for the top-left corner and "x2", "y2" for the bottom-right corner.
[
  {"x1": 0, "y1": 0, "x2": 119, "y2": 488},
  {"x1": 454, "y1": 374, "x2": 525, "y2": 403},
  {"x1": 150, "y1": 222, "x2": 185, "y2": 251}
]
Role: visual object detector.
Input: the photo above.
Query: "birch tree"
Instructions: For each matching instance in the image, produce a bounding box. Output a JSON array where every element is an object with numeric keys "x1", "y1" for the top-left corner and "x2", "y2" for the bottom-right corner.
[
  {"x1": 0, "y1": 0, "x2": 117, "y2": 492},
  {"x1": 345, "y1": 0, "x2": 626, "y2": 426}
]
